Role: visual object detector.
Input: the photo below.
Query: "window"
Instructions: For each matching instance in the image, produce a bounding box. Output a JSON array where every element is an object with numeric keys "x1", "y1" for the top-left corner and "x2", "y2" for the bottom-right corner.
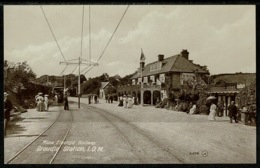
[
  {"x1": 144, "y1": 77, "x2": 148, "y2": 83},
  {"x1": 159, "y1": 74, "x2": 165, "y2": 83},
  {"x1": 150, "y1": 62, "x2": 162, "y2": 71}
]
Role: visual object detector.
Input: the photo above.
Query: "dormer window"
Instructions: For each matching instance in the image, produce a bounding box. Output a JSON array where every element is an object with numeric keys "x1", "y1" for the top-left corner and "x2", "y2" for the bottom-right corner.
[{"x1": 150, "y1": 62, "x2": 162, "y2": 72}]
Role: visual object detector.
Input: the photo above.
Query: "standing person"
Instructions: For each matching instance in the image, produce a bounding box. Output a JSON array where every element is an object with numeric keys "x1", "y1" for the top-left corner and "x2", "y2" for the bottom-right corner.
[
  {"x1": 36, "y1": 93, "x2": 44, "y2": 112},
  {"x1": 110, "y1": 94, "x2": 114, "y2": 103},
  {"x1": 228, "y1": 101, "x2": 238, "y2": 123},
  {"x1": 88, "y1": 95, "x2": 91, "y2": 104},
  {"x1": 105, "y1": 94, "x2": 108, "y2": 103},
  {"x1": 55, "y1": 94, "x2": 58, "y2": 105},
  {"x1": 64, "y1": 94, "x2": 69, "y2": 110},
  {"x1": 208, "y1": 101, "x2": 217, "y2": 121},
  {"x1": 217, "y1": 101, "x2": 224, "y2": 117},
  {"x1": 107, "y1": 94, "x2": 110, "y2": 103},
  {"x1": 124, "y1": 95, "x2": 128, "y2": 108},
  {"x1": 118, "y1": 96, "x2": 123, "y2": 107},
  {"x1": 189, "y1": 102, "x2": 197, "y2": 115},
  {"x1": 127, "y1": 96, "x2": 133, "y2": 108},
  {"x1": 4, "y1": 92, "x2": 13, "y2": 135},
  {"x1": 94, "y1": 95, "x2": 97, "y2": 104},
  {"x1": 44, "y1": 95, "x2": 49, "y2": 111}
]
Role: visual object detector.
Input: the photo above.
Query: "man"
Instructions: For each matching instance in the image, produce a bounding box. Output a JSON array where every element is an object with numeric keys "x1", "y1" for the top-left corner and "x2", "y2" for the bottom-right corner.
[
  {"x1": 64, "y1": 94, "x2": 69, "y2": 110},
  {"x1": 228, "y1": 101, "x2": 238, "y2": 123},
  {"x1": 4, "y1": 92, "x2": 13, "y2": 135}
]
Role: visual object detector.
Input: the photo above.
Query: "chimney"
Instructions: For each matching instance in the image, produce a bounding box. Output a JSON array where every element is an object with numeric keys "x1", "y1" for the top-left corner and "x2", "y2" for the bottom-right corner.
[
  {"x1": 180, "y1": 49, "x2": 189, "y2": 60},
  {"x1": 158, "y1": 54, "x2": 164, "y2": 61}
]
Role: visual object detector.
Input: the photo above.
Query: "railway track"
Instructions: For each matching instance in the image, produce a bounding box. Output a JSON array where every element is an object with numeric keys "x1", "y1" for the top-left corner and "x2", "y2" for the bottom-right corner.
[
  {"x1": 81, "y1": 103, "x2": 185, "y2": 163},
  {"x1": 6, "y1": 107, "x2": 73, "y2": 164}
]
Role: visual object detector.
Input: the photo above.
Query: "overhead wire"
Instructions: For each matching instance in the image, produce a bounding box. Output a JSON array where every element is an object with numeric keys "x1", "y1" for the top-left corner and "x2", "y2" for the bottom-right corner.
[
  {"x1": 97, "y1": 5, "x2": 129, "y2": 62},
  {"x1": 83, "y1": 5, "x2": 130, "y2": 75},
  {"x1": 70, "y1": 65, "x2": 79, "y2": 74},
  {"x1": 89, "y1": 5, "x2": 91, "y2": 62},
  {"x1": 60, "y1": 65, "x2": 68, "y2": 76},
  {"x1": 40, "y1": 6, "x2": 67, "y2": 62},
  {"x1": 80, "y1": 5, "x2": 85, "y2": 60}
]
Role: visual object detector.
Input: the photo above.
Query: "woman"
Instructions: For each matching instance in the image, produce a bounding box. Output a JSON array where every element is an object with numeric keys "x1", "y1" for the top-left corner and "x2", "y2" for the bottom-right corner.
[
  {"x1": 44, "y1": 95, "x2": 49, "y2": 111},
  {"x1": 36, "y1": 93, "x2": 44, "y2": 112},
  {"x1": 127, "y1": 96, "x2": 133, "y2": 108},
  {"x1": 118, "y1": 96, "x2": 123, "y2": 107},
  {"x1": 189, "y1": 102, "x2": 197, "y2": 115},
  {"x1": 208, "y1": 102, "x2": 217, "y2": 121},
  {"x1": 123, "y1": 95, "x2": 128, "y2": 108}
]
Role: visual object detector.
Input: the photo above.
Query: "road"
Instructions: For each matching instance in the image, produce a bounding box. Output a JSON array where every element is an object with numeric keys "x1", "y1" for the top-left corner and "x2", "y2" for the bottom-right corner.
[{"x1": 5, "y1": 97, "x2": 256, "y2": 164}]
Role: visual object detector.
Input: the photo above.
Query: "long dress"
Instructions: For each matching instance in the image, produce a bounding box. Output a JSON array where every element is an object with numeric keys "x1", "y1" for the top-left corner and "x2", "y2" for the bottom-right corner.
[
  {"x1": 44, "y1": 96, "x2": 49, "y2": 111},
  {"x1": 189, "y1": 104, "x2": 196, "y2": 115},
  {"x1": 127, "y1": 97, "x2": 133, "y2": 108},
  {"x1": 36, "y1": 96, "x2": 44, "y2": 112},
  {"x1": 123, "y1": 97, "x2": 128, "y2": 108},
  {"x1": 118, "y1": 97, "x2": 123, "y2": 107},
  {"x1": 208, "y1": 104, "x2": 217, "y2": 121}
]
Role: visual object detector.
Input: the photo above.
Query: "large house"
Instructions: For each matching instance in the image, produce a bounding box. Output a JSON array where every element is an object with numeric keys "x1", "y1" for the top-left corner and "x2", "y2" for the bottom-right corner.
[{"x1": 117, "y1": 50, "x2": 209, "y2": 105}]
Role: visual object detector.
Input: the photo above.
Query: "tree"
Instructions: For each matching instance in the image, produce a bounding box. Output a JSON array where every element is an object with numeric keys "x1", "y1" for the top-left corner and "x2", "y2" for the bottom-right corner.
[{"x1": 4, "y1": 60, "x2": 37, "y2": 109}]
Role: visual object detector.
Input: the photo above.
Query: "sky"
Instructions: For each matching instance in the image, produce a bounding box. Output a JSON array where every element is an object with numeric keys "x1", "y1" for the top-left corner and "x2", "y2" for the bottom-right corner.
[{"x1": 4, "y1": 5, "x2": 256, "y2": 78}]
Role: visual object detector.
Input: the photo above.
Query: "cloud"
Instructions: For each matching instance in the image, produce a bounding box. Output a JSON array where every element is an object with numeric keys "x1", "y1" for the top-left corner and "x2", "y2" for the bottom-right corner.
[{"x1": 4, "y1": 5, "x2": 255, "y2": 79}]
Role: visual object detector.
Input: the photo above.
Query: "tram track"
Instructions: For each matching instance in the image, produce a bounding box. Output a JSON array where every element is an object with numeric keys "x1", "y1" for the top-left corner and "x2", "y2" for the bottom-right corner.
[
  {"x1": 6, "y1": 107, "x2": 74, "y2": 164},
  {"x1": 82, "y1": 103, "x2": 185, "y2": 163}
]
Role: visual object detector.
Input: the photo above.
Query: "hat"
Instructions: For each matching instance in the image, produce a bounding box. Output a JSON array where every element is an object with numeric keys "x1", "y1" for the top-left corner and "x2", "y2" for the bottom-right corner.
[
  {"x1": 44, "y1": 94, "x2": 49, "y2": 97},
  {"x1": 4, "y1": 92, "x2": 9, "y2": 96},
  {"x1": 38, "y1": 92, "x2": 43, "y2": 95}
]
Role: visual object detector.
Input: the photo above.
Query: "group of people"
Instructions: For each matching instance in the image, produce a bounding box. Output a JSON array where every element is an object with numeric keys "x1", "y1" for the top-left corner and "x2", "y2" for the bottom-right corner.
[
  {"x1": 105, "y1": 94, "x2": 115, "y2": 103},
  {"x1": 88, "y1": 95, "x2": 98, "y2": 104},
  {"x1": 208, "y1": 101, "x2": 238, "y2": 123},
  {"x1": 35, "y1": 92, "x2": 49, "y2": 112},
  {"x1": 187, "y1": 100, "x2": 239, "y2": 123},
  {"x1": 118, "y1": 95, "x2": 136, "y2": 108}
]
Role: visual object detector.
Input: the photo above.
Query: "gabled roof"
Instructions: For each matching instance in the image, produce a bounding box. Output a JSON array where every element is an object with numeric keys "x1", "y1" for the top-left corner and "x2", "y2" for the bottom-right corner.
[
  {"x1": 131, "y1": 54, "x2": 208, "y2": 79},
  {"x1": 100, "y1": 82, "x2": 109, "y2": 89}
]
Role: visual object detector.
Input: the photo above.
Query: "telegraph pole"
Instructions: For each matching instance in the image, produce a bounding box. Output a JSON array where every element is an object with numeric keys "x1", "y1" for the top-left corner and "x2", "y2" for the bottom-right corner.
[{"x1": 60, "y1": 58, "x2": 98, "y2": 108}]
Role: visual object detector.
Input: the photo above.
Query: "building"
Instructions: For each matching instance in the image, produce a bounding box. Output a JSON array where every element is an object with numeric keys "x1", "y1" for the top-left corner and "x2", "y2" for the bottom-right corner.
[
  {"x1": 207, "y1": 73, "x2": 256, "y2": 116},
  {"x1": 99, "y1": 82, "x2": 110, "y2": 99},
  {"x1": 117, "y1": 50, "x2": 209, "y2": 105}
]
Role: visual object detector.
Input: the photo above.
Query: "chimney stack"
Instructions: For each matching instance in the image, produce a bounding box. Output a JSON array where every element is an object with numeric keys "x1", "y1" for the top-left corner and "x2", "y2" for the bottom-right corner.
[
  {"x1": 180, "y1": 49, "x2": 189, "y2": 60},
  {"x1": 158, "y1": 54, "x2": 164, "y2": 61}
]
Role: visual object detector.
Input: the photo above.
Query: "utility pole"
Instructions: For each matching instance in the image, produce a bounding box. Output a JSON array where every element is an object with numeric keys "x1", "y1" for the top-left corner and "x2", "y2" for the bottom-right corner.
[{"x1": 60, "y1": 58, "x2": 98, "y2": 108}]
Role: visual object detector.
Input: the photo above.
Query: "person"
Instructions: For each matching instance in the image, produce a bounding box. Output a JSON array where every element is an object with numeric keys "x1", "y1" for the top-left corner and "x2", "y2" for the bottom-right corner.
[
  {"x1": 208, "y1": 101, "x2": 217, "y2": 121},
  {"x1": 55, "y1": 94, "x2": 58, "y2": 105},
  {"x1": 94, "y1": 95, "x2": 98, "y2": 104},
  {"x1": 44, "y1": 95, "x2": 49, "y2": 111},
  {"x1": 118, "y1": 96, "x2": 123, "y2": 107},
  {"x1": 64, "y1": 94, "x2": 69, "y2": 110},
  {"x1": 36, "y1": 93, "x2": 44, "y2": 112},
  {"x1": 228, "y1": 101, "x2": 238, "y2": 123},
  {"x1": 107, "y1": 94, "x2": 111, "y2": 103},
  {"x1": 123, "y1": 95, "x2": 128, "y2": 108},
  {"x1": 127, "y1": 96, "x2": 133, "y2": 108},
  {"x1": 110, "y1": 94, "x2": 113, "y2": 103},
  {"x1": 189, "y1": 102, "x2": 197, "y2": 115},
  {"x1": 105, "y1": 94, "x2": 108, "y2": 103},
  {"x1": 217, "y1": 101, "x2": 224, "y2": 117},
  {"x1": 4, "y1": 92, "x2": 13, "y2": 135},
  {"x1": 88, "y1": 95, "x2": 91, "y2": 104}
]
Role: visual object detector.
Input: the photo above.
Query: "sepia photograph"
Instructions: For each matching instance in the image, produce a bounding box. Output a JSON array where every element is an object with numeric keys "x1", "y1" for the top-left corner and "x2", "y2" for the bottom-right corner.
[{"x1": 4, "y1": 4, "x2": 256, "y2": 164}]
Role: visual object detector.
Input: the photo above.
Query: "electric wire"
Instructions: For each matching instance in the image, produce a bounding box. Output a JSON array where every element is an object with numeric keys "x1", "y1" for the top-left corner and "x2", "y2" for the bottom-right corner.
[
  {"x1": 89, "y1": 5, "x2": 91, "y2": 62},
  {"x1": 40, "y1": 6, "x2": 67, "y2": 62},
  {"x1": 80, "y1": 5, "x2": 85, "y2": 60},
  {"x1": 83, "y1": 5, "x2": 130, "y2": 75},
  {"x1": 97, "y1": 5, "x2": 129, "y2": 62}
]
